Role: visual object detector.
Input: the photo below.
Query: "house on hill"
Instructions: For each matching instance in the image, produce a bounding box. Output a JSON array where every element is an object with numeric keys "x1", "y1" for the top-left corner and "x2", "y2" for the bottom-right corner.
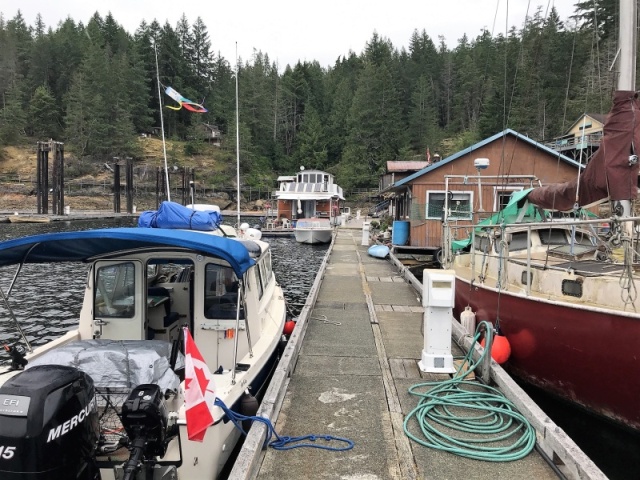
[
  {"x1": 544, "y1": 113, "x2": 605, "y2": 162},
  {"x1": 383, "y1": 129, "x2": 582, "y2": 249}
]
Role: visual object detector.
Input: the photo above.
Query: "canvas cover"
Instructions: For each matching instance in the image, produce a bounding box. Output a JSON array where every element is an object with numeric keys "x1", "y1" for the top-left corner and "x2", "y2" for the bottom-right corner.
[
  {"x1": 527, "y1": 90, "x2": 640, "y2": 211},
  {"x1": 27, "y1": 340, "x2": 184, "y2": 393},
  {"x1": 139, "y1": 201, "x2": 222, "y2": 230},
  {"x1": 0, "y1": 227, "x2": 255, "y2": 275}
]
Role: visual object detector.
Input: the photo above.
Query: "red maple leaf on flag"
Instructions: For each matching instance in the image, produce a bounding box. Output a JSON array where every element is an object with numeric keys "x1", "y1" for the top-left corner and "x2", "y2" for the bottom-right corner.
[{"x1": 184, "y1": 327, "x2": 216, "y2": 441}]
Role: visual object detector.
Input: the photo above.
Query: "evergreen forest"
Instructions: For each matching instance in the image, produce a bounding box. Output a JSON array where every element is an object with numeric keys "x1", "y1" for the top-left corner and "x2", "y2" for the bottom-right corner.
[{"x1": 0, "y1": 1, "x2": 629, "y2": 191}]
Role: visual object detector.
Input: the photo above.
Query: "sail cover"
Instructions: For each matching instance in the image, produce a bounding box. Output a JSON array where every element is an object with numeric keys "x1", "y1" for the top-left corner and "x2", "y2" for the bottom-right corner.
[{"x1": 527, "y1": 90, "x2": 640, "y2": 211}]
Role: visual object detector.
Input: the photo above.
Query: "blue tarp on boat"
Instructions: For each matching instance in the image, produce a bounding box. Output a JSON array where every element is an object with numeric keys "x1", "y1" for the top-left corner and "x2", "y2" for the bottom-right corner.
[
  {"x1": 138, "y1": 201, "x2": 222, "y2": 231},
  {"x1": 0, "y1": 228, "x2": 254, "y2": 276}
]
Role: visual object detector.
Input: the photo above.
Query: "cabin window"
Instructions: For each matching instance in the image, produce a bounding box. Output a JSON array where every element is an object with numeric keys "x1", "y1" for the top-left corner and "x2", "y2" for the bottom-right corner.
[
  {"x1": 95, "y1": 262, "x2": 136, "y2": 318},
  {"x1": 204, "y1": 263, "x2": 241, "y2": 319},
  {"x1": 254, "y1": 267, "x2": 264, "y2": 300},
  {"x1": 426, "y1": 191, "x2": 472, "y2": 220},
  {"x1": 506, "y1": 232, "x2": 530, "y2": 251},
  {"x1": 521, "y1": 270, "x2": 533, "y2": 285},
  {"x1": 263, "y1": 250, "x2": 273, "y2": 281},
  {"x1": 562, "y1": 279, "x2": 583, "y2": 298},
  {"x1": 473, "y1": 235, "x2": 491, "y2": 252},
  {"x1": 539, "y1": 229, "x2": 568, "y2": 245}
]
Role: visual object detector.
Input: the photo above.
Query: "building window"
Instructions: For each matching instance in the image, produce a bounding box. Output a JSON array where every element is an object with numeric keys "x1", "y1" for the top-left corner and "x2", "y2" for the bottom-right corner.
[
  {"x1": 426, "y1": 191, "x2": 472, "y2": 220},
  {"x1": 494, "y1": 187, "x2": 523, "y2": 211}
]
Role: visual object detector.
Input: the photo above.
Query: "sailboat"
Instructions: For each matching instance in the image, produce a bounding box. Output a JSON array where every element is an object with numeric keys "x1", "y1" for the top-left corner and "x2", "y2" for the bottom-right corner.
[{"x1": 446, "y1": 0, "x2": 640, "y2": 433}]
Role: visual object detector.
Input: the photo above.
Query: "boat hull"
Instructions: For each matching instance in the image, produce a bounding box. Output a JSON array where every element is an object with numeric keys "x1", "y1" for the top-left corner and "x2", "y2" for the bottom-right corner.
[
  {"x1": 454, "y1": 276, "x2": 640, "y2": 432},
  {"x1": 294, "y1": 228, "x2": 332, "y2": 244}
]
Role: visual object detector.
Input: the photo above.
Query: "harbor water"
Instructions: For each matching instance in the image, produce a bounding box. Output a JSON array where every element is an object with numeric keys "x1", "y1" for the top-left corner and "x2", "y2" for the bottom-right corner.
[{"x1": 0, "y1": 218, "x2": 328, "y2": 353}]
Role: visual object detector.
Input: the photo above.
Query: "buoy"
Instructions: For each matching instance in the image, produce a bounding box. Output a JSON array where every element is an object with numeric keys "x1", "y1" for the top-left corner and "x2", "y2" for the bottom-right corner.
[
  {"x1": 239, "y1": 391, "x2": 259, "y2": 432},
  {"x1": 460, "y1": 306, "x2": 476, "y2": 335},
  {"x1": 481, "y1": 334, "x2": 511, "y2": 364},
  {"x1": 283, "y1": 320, "x2": 296, "y2": 336}
]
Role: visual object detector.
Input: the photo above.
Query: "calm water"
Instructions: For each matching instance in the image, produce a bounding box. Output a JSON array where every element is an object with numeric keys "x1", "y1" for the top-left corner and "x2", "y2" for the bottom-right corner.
[{"x1": 0, "y1": 218, "x2": 327, "y2": 352}]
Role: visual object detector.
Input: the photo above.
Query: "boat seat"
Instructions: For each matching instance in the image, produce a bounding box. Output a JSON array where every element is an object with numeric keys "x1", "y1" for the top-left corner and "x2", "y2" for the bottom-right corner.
[{"x1": 148, "y1": 286, "x2": 172, "y2": 316}]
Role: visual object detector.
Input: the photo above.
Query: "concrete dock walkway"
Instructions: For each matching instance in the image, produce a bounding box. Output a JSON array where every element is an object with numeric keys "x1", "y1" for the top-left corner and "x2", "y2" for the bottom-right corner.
[{"x1": 230, "y1": 220, "x2": 604, "y2": 480}]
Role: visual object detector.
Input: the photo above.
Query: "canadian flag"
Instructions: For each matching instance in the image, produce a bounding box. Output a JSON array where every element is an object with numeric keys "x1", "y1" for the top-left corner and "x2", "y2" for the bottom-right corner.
[{"x1": 184, "y1": 327, "x2": 216, "y2": 441}]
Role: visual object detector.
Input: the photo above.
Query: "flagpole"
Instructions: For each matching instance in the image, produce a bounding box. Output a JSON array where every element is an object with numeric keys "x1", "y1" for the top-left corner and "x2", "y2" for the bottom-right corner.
[
  {"x1": 154, "y1": 41, "x2": 171, "y2": 202},
  {"x1": 235, "y1": 42, "x2": 241, "y2": 227}
]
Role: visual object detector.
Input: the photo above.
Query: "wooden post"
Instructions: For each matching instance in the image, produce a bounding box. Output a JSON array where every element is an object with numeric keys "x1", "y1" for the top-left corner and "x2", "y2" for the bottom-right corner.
[
  {"x1": 113, "y1": 160, "x2": 121, "y2": 213},
  {"x1": 125, "y1": 157, "x2": 133, "y2": 214}
]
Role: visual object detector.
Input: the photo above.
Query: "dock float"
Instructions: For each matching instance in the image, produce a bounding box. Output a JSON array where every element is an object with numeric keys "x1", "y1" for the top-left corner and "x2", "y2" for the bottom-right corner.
[{"x1": 230, "y1": 221, "x2": 606, "y2": 480}]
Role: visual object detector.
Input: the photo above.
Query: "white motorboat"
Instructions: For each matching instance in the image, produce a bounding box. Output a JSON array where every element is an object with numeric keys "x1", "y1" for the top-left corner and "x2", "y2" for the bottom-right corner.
[
  {"x1": 0, "y1": 203, "x2": 286, "y2": 479},
  {"x1": 293, "y1": 217, "x2": 333, "y2": 244}
]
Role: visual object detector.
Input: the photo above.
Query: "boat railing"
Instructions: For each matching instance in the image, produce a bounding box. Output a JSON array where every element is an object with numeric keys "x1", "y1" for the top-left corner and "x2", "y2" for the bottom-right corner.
[{"x1": 442, "y1": 214, "x2": 640, "y2": 274}]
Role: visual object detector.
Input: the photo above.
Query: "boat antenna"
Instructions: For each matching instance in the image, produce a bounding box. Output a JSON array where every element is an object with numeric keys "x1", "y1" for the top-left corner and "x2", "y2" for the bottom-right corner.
[
  {"x1": 235, "y1": 42, "x2": 241, "y2": 227},
  {"x1": 154, "y1": 41, "x2": 171, "y2": 202}
]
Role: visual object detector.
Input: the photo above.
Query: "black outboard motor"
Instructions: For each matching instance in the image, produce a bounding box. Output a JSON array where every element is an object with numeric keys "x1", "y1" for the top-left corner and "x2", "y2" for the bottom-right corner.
[
  {"x1": 119, "y1": 384, "x2": 170, "y2": 480},
  {"x1": 0, "y1": 365, "x2": 100, "y2": 480}
]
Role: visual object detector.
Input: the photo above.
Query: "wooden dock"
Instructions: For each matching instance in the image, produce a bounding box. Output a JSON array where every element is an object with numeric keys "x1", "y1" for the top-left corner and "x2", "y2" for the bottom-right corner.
[{"x1": 228, "y1": 221, "x2": 606, "y2": 479}]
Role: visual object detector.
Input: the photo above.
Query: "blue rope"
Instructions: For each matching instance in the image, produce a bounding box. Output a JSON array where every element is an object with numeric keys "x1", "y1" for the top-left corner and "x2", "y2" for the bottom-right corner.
[{"x1": 213, "y1": 398, "x2": 354, "y2": 451}]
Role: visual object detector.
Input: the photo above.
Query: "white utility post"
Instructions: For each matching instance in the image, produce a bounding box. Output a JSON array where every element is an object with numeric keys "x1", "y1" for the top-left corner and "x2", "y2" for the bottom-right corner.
[
  {"x1": 418, "y1": 269, "x2": 456, "y2": 373},
  {"x1": 474, "y1": 158, "x2": 490, "y2": 212}
]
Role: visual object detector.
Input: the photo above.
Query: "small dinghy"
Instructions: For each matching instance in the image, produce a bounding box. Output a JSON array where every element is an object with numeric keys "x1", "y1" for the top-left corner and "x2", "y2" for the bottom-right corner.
[{"x1": 368, "y1": 244, "x2": 389, "y2": 259}]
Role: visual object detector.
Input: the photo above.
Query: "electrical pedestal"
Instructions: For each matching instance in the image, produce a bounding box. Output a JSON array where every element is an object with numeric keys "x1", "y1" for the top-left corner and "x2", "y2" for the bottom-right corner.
[{"x1": 418, "y1": 269, "x2": 456, "y2": 374}]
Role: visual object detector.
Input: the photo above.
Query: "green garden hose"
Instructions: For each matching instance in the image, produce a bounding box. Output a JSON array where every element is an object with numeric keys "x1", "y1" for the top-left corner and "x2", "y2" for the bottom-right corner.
[{"x1": 403, "y1": 321, "x2": 536, "y2": 462}]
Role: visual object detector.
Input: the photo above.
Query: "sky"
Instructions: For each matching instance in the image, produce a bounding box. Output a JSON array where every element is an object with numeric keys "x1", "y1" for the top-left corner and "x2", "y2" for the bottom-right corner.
[{"x1": 2, "y1": 1, "x2": 579, "y2": 70}]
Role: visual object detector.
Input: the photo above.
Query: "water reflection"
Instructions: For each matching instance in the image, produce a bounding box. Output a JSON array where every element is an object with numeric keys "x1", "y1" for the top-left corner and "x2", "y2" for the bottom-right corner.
[{"x1": 0, "y1": 219, "x2": 327, "y2": 361}]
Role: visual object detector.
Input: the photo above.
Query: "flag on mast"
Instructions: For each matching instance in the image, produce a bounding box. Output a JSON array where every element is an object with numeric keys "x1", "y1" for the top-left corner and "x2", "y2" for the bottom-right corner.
[{"x1": 184, "y1": 327, "x2": 216, "y2": 441}]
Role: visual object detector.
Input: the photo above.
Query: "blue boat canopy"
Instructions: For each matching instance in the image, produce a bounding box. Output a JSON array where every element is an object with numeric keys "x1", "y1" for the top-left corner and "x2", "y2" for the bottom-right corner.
[{"x1": 0, "y1": 228, "x2": 255, "y2": 276}]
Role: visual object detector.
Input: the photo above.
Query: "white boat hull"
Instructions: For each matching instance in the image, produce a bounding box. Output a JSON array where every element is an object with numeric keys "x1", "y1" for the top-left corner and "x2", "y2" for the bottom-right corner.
[{"x1": 294, "y1": 227, "x2": 332, "y2": 244}]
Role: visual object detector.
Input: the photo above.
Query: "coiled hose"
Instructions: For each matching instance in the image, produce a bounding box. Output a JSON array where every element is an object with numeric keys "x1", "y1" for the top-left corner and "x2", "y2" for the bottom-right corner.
[{"x1": 402, "y1": 321, "x2": 536, "y2": 462}]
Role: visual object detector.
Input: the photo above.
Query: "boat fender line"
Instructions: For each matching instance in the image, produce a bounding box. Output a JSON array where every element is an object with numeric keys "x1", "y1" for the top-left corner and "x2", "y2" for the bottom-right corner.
[
  {"x1": 213, "y1": 398, "x2": 354, "y2": 451},
  {"x1": 402, "y1": 321, "x2": 535, "y2": 462}
]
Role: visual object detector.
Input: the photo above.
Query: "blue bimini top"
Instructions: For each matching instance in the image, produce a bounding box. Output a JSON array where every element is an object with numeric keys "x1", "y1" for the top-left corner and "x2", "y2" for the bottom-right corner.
[{"x1": 0, "y1": 227, "x2": 255, "y2": 276}]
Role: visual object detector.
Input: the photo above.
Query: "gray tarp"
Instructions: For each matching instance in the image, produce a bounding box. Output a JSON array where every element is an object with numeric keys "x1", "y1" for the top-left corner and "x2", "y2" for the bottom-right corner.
[{"x1": 28, "y1": 339, "x2": 183, "y2": 393}]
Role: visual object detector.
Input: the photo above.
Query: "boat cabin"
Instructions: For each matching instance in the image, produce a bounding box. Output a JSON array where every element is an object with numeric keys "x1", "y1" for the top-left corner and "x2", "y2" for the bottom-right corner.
[{"x1": 274, "y1": 168, "x2": 345, "y2": 225}]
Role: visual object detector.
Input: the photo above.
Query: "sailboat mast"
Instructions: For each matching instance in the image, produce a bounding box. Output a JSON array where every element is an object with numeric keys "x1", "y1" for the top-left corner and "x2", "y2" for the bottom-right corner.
[
  {"x1": 235, "y1": 43, "x2": 241, "y2": 227},
  {"x1": 618, "y1": 0, "x2": 637, "y2": 91},
  {"x1": 154, "y1": 42, "x2": 171, "y2": 202},
  {"x1": 618, "y1": 0, "x2": 637, "y2": 218}
]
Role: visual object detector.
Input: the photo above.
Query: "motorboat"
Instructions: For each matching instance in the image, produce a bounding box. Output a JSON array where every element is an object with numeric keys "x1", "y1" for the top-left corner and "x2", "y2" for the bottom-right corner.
[
  {"x1": 0, "y1": 201, "x2": 287, "y2": 479},
  {"x1": 273, "y1": 167, "x2": 345, "y2": 228},
  {"x1": 293, "y1": 217, "x2": 333, "y2": 244}
]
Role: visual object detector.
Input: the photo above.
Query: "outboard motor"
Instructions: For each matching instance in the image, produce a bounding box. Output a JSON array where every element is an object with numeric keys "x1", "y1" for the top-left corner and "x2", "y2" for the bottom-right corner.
[
  {"x1": 0, "y1": 365, "x2": 100, "y2": 480},
  {"x1": 118, "y1": 384, "x2": 175, "y2": 480}
]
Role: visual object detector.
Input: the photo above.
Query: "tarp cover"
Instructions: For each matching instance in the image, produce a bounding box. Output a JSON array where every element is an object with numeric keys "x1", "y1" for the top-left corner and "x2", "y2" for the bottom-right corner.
[
  {"x1": 450, "y1": 189, "x2": 597, "y2": 251},
  {"x1": 527, "y1": 90, "x2": 640, "y2": 211},
  {"x1": 139, "y1": 201, "x2": 222, "y2": 230},
  {"x1": 27, "y1": 340, "x2": 183, "y2": 393}
]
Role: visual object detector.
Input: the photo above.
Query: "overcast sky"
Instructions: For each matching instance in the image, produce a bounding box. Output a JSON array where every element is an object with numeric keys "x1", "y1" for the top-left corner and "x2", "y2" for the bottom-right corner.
[{"x1": 3, "y1": 1, "x2": 579, "y2": 69}]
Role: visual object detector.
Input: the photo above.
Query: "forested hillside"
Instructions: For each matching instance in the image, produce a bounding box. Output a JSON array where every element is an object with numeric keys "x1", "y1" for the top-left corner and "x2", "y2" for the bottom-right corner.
[{"x1": 0, "y1": 1, "x2": 626, "y2": 191}]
